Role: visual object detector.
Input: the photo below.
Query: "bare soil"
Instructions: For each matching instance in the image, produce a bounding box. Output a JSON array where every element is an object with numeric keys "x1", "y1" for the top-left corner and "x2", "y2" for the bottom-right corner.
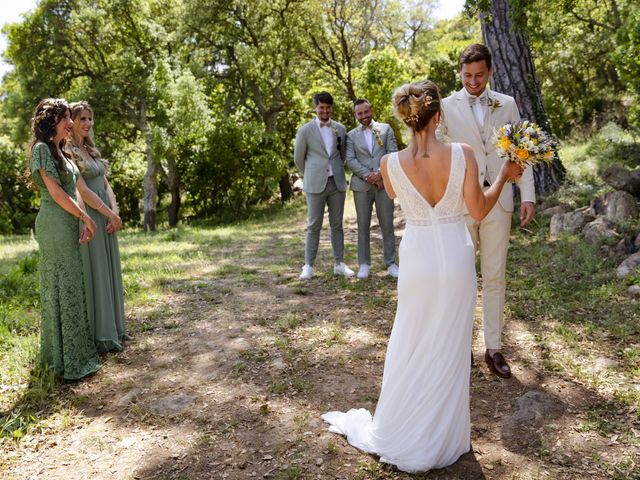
[{"x1": 1, "y1": 205, "x2": 638, "y2": 479}]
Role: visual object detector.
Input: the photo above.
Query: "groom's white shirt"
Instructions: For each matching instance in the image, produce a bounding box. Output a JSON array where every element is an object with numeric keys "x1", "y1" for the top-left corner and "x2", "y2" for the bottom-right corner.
[{"x1": 440, "y1": 87, "x2": 536, "y2": 212}]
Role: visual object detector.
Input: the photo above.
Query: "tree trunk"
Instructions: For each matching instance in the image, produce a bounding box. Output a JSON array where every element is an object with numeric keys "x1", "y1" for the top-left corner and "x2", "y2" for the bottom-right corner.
[
  {"x1": 139, "y1": 102, "x2": 158, "y2": 231},
  {"x1": 279, "y1": 174, "x2": 293, "y2": 202},
  {"x1": 259, "y1": 105, "x2": 293, "y2": 203},
  {"x1": 481, "y1": 0, "x2": 565, "y2": 195},
  {"x1": 165, "y1": 151, "x2": 181, "y2": 227}
]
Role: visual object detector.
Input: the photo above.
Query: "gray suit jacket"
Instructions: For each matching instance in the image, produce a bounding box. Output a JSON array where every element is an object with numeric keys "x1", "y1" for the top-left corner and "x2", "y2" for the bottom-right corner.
[
  {"x1": 345, "y1": 121, "x2": 398, "y2": 192},
  {"x1": 293, "y1": 119, "x2": 347, "y2": 194}
]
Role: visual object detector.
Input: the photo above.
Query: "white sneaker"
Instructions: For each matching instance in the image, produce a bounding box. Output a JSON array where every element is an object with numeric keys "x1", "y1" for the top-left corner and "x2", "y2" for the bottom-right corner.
[
  {"x1": 387, "y1": 263, "x2": 399, "y2": 278},
  {"x1": 299, "y1": 264, "x2": 314, "y2": 280},
  {"x1": 357, "y1": 264, "x2": 370, "y2": 279},
  {"x1": 333, "y1": 262, "x2": 355, "y2": 277}
]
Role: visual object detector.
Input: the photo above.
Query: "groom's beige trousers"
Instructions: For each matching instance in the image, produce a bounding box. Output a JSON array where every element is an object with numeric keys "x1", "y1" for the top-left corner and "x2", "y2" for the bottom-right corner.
[{"x1": 465, "y1": 201, "x2": 512, "y2": 350}]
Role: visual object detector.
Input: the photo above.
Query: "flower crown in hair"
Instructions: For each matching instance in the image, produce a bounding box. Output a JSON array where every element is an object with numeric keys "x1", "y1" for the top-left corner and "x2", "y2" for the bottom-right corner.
[{"x1": 33, "y1": 100, "x2": 67, "y2": 125}]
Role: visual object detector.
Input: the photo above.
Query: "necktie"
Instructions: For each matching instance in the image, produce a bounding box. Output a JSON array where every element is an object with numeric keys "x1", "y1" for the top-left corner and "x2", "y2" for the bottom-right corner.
[{"x1": 320, "y1": 121, "x2": 330, "y2": 128}]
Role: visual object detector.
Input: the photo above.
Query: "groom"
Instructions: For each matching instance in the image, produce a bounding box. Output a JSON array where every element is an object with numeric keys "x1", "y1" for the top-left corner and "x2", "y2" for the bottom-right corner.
[
  {"x1": 346, "y1": 99, "x2": 399, "y2": 279},
  {"x1": 294, "y1": 91, "x2": 354, "y2": 280},
  {"x1": 440, "y1": 44, "x2": 536, "y2": 378}
]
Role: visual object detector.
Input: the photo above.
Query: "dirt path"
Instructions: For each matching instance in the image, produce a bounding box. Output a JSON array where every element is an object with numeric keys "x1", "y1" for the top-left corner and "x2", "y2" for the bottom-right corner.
[{"x1": 1, "y1": 203, "x2": 637, "y2": 479}]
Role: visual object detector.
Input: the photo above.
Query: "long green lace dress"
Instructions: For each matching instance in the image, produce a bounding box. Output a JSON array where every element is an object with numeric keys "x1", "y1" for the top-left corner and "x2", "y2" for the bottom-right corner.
[
  {"x1": 68, "y1": 144, "x2": 125, "y2": 353},
  {"x1": 31, "y1": 142, "x2": 101, "y2": 380}
]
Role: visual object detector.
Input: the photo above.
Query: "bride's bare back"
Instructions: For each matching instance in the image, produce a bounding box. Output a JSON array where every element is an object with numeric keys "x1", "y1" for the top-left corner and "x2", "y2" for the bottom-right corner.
[{"x1": 394, "y1": 142, "x2": 453, "y2": 208}]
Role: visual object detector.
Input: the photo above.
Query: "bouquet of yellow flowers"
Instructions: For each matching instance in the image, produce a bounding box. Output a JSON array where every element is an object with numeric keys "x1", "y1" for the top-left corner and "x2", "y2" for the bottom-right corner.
[{"x1": 494, "y1": 120, "x2": 555, "y2": 166}]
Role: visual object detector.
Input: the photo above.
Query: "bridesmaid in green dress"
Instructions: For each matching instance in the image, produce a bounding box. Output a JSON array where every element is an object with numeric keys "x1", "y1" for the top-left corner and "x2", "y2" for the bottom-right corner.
[
  {"x1": 26, "y1": 98, "x2": 101, "y2": 380},
  {"x1": 66, "y1": 101, "x2": 126, "y2": 353}
]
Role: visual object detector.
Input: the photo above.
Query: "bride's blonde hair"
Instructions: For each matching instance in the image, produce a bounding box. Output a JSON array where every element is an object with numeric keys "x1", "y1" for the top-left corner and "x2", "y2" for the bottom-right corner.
[{"x1": 392, "y1": 80, "x2": 441, "y2": 133}]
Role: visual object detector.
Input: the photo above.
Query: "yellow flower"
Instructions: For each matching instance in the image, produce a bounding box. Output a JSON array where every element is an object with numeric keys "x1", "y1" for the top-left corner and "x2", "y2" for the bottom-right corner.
[
  {"x1": 516, "y1": 148, "x2": 529, "y2": 160},
  {"x1": 544, "y1": 150, "x2": 554, "y2": 159},
  {"x1": 499, "y1": 136, "x2": 512, "y2": 151}
]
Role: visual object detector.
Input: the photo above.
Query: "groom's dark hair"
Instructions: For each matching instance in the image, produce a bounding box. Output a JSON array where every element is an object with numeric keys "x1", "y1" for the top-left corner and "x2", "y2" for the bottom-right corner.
[
  {"x1": 459, "y1": 44, "x2": 492, "y2": 70},
  {"x1": 353, "y1": 98, "x2": 371, "y2": 108},
  {"x1": 313, "y1": 91, "x2": 334, "y2": 106}
]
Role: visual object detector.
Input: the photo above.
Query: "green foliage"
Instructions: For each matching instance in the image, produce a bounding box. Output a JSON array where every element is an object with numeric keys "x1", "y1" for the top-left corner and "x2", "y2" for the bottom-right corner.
[
  {"x1": 0, "y1": 138, "x2": 35, "y2": 234},
  {"x1": 585, "y1": 123, "x2": 640, "y2": 171},
  {"x1": 191, "y1": 117, "x2": 286, "y2": 214},
  {"x1": 527, "y1": 0, "x2": 638, "y2": 137},
  {"x1": 613, "y1": 6, "x2": 640, "y2": 129},
  {"x1": 0, "y1": 0, "x2": 638, "y2": 230},
  {"x1": 358, "y1": 47, "x2": 408, "y2": 119}
]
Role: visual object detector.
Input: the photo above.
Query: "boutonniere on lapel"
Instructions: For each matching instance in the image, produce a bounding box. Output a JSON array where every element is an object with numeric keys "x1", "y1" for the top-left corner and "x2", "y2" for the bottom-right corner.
[
  {"x1": 331, "y1": 124, "x2": 342, "y2": 151},
  {"x1": 372, "y1": 125, "x2": 383, "y2": 147},
  {"x1": 487, "y1": 97, "x2": 502, "y2": 114}
]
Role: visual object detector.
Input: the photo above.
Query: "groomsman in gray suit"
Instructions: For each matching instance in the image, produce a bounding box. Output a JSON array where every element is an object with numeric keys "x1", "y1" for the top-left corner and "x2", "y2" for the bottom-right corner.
[
  {"x1": 346, "y1": 99, "x2": 399, "y2": 279},
  {"x1": 294, "y1": 91, "x2": 354, "y2": 280}
]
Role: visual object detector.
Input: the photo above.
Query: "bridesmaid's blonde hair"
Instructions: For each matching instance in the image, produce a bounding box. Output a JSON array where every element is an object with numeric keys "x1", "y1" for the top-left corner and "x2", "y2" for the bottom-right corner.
[{"x1": 67, "y1": 101, "x2": 108, "y2": 172}]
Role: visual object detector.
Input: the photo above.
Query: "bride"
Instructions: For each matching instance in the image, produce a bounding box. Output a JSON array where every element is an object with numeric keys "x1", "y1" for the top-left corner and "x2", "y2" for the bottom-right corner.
[{"x1": 321, "y1": 80, "x2": 523, "y2": 472}]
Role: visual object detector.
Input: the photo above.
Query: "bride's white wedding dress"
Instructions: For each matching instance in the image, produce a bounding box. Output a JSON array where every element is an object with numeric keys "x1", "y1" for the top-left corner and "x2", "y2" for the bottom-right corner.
[{"x1": 322, "y1": 143, "x2": 476, "y2": 472}]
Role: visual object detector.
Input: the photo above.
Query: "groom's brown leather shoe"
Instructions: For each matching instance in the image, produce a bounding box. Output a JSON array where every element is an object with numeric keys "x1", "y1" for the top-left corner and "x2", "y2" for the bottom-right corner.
[{"x1": 485, "y1": 350, "x2": 511, "y2": 378}]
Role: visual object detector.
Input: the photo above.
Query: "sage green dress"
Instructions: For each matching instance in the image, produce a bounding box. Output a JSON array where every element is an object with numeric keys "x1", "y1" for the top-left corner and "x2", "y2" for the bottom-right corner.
[
  {"x1": 69, "y1": 145, "x2": 126, "y2": 353},
  {"x1": 31, "y1": 142, "x2": 101, "y2": 380}
]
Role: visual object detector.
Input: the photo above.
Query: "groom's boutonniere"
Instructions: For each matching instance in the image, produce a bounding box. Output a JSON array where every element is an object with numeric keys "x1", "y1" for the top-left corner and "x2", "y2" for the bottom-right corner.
[
  {"x1": 372, "y1": 125, "x2": 383, "y2": 147},
  {"x1": 487, "y1": 97, "x2": 502, "y2": 114},
  {"x1": 331, "y1": 125, "x2": 342, "y2": 151}
]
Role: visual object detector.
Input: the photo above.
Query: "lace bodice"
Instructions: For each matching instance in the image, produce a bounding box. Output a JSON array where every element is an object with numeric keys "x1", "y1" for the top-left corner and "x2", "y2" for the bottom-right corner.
[{"x1": 387, "y1": 143, "x2": 466, "y2": 226}]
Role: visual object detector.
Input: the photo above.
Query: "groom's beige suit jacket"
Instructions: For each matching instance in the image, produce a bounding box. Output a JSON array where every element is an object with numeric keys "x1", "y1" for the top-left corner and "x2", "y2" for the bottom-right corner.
[{"x1": 440, "y1": 87, "x2": 536, "y2": 212}]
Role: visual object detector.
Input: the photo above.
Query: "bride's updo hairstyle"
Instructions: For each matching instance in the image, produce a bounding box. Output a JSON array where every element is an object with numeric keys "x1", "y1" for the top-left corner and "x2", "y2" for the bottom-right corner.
[{"x1": 392, "y1": 80, "x2": 441, "y2": 133}]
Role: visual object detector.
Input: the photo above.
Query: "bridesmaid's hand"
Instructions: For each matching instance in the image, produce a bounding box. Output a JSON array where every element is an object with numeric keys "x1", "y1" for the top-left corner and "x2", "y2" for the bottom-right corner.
[
  {"x1": 81, "y1": 214, "x2": 97, "y2": 242},
  {"x1": 80, "y1": 225, "x2": 92, "y2": 243},
  {"x1": 106, "y1": 212, "x2": 122, "y2": 234}
]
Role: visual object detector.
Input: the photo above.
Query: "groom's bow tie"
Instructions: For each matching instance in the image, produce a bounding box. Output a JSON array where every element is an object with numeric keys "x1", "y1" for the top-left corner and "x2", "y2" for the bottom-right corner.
[
  {"x1": 468, "y1": 95, "x2": 487, "y2": 106},
  {"x1": 319, "y1": 121, "x2": 331, "y2": 128}
]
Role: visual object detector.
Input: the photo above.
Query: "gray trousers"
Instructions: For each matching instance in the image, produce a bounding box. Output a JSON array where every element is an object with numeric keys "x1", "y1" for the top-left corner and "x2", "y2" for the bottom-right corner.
[
  {"x1": 304, "y1": 177, "x2": 345, "y2": 266},
  {"x1": 353, "y1": 188, "x2": 396, "y2": 266}
]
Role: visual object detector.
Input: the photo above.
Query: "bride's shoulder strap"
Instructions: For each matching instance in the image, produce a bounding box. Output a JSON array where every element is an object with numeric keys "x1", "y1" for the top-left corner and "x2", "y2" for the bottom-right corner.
[
  {"x1": 450, "y1": 143, "x2": 467, "y2": 189},
  {"x1": 385, "y1": 151, "x2": 402, "y2": 190}
]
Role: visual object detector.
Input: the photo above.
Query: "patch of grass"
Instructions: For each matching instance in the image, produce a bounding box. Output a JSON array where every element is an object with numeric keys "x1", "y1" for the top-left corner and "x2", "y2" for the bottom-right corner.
[
  {"x1": 276, "y1": 313, "x2": 300, "y2": 332},
  {"x1": 291, "y1": 377, "x2": 312, "y2": 393},
  {"x1": 269, "y1": 380, "x2": 287, "y2": 394},
  {"x1": 275, "y1": 465, "x2": 304, "y2": 480},
  {"x1": 239, "y1": 348, "x2": 269, "y2": 363},
  {"x1": 365, "y1": 295, "x2": 389, "y2": 310},
  {"x1": 326, "y1": 440, "x2": 337, "y2": 454},
  {"x1": 273, "y1": 337, "x2": 289, "y2": 350},
  {"x1": 293, "y1": 411, "x2": 310, "y2": 432},
  {"x1": 0, "y1": 366, "x2": 57, "y2": 440},
  {"x1": 325, "y1": 321, "x2": 347, "y2": 346}
]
